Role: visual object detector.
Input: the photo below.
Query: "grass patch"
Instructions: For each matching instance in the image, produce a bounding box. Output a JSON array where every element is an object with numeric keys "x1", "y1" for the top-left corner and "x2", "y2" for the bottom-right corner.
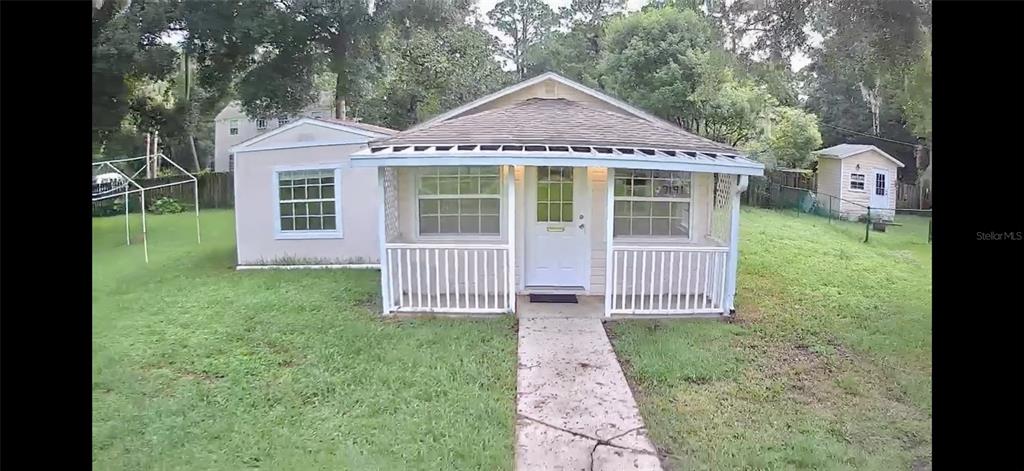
[
  {"x1": 610, "y1": 208, "x2": 931, "y2": 470},
  {"x1": 93, "y1": 210, "x2": 516, "y2": 470}
]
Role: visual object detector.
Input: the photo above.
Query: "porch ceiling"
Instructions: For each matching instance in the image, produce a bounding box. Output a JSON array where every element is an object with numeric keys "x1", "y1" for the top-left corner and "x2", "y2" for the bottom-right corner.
[{"x1": 351, "y1": 143, "x2": 765, "y2": 176}]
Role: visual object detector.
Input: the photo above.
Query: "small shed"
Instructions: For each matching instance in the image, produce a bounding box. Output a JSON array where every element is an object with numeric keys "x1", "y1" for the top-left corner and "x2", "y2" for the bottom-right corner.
[{"x1": 813, "y1": 144, "x2": 905, "y2": 221}]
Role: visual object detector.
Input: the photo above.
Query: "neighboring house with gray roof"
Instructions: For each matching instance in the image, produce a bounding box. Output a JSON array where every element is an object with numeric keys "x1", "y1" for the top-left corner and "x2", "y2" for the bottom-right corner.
[{"x1": 232, "y1": 72, "x2": 765, "y2": 318}]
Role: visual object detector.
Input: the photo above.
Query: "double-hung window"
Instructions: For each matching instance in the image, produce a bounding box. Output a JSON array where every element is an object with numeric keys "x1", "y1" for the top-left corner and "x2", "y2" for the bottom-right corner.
[
  {"x1": 256, "y1": 117, "x2": 267, "y2": 130},
  {"x1": 229, "y1": 119, "x2": 239, "y2": 135},
  {"x1": 850, "y1": 173, "x2": 865, "y2": 191},
  {"x1": 277, "y1": 116, "x2": 289, "y2": 127},
  {"x1": 417, "y1": 166, "x2": 501, "y2": 236},
  {"x1": 613, "y1": 169, "x2": 691, "y2": 238},
  {"x1": 275, "y1": 167, "x2": 342, "y2": 239}
]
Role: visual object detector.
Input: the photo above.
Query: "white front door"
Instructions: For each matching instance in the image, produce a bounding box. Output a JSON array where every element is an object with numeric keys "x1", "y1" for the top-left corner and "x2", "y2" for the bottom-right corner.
[
  {"x1": 525, "y1": 166, "x2": 589, "y2": 289},
  {"x1": 869, "y1": 168, "x2": 890, "y2": 210}
]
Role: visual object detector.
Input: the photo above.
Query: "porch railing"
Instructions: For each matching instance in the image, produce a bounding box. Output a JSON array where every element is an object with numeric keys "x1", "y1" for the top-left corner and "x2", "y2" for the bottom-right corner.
[
  {"x1": 383, "y1": 243, "x2": 513, "y2": 314},
  {"x1": 608, "y1": 246, "x2": 729, "y2": 315}
]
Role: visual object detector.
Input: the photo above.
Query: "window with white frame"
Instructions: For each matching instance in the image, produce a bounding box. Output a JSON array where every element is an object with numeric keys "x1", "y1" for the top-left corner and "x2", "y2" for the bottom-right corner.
[
  {"x1": 277, "y1": 116, "x2": 289, "y2": 127},
  {"x1": 613, "y1": 169, "x2": 691, "y2": 238},
  {"x1": 256, "y1": 117, "x2": 267, "y2": 130},
  {"x1": 850, "y1": 173, "x2": 865, "y2": 190},
  {"x1": 417, "y1": 166, "x2": 500, "y2": 235},
  {"x1": 276, "y1": 168, "x2": 340, "y2": 235},
  {"x1": 229, "y1": 119, "x2": 239, "y2": 135},
  {"x1": 875, "y1": 173, "x2": 886, "y2": 196}
]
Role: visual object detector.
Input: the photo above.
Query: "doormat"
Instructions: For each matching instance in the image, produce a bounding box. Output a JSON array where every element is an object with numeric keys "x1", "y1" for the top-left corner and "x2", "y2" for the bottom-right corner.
[{"x1": 529, "y1": 294, "x2": 578, "y2": 303}]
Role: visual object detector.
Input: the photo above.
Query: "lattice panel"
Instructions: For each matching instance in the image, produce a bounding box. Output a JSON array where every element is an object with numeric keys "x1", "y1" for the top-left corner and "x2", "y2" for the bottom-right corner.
[
  {"x1": 710, "y1": 173, "x2": 734, "y2": 243},
  {"x1": 384, "y1": 167, "x2": 400, "y2": 242}
]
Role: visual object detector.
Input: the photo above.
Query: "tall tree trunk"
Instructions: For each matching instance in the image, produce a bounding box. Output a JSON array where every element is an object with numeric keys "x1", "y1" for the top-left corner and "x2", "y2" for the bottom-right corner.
[
  {"x1": 189, "y1": 135, "x2": 201, "y2": 171},
  {"x1": 332, "y1": 34, "x2": 350, "y2": 120}
]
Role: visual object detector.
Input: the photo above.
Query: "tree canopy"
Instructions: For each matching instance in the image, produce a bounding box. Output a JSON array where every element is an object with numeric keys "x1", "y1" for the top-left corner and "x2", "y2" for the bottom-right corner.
[{"x1": 92, "y1": 0, "x2": 931, "y2": 176}]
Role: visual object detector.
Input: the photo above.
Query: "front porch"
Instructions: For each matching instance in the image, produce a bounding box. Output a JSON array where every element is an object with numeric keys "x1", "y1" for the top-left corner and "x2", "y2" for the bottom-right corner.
[{"x1": 369, "y1": 162, "x2": 751, "y2": 317}]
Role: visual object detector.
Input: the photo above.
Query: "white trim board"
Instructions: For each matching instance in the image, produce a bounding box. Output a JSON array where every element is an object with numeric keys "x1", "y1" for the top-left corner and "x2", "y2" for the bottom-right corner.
[
  {"x1": 236, "y1": 264, "x2": 380, "y2": 270},
  {"x1": 231, "y1": 117, "x2": 392, "y2": 152},
  {"x1": 815, "y1": 144, "x2": 906, "y2": 168},
  {"x1": 352, "y1": 154, "x2": 764, "y2": 176}
]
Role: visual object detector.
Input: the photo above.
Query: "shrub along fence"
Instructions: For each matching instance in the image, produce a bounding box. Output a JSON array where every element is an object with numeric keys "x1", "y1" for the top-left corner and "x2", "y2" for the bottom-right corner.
[
  {"x1": 744, "y1": 181, "x2": 932, "y2": 244},
  {"x1": 140, "y1": 172, "x2": 234, "y2": 209}
]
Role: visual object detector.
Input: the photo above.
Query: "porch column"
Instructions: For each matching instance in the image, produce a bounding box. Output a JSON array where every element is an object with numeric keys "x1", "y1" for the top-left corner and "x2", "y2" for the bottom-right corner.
[
  {"x1": 506, "y1": 165, "x2": 517, "y2": 314},
  {"x1": 604, "y1": 168, "x2": 615, "y2": 317},
  {"x1": 723, "y1": 175, "x2": 749, "y2": 315},
  {"x1": 377, "y1": 167, "x2": 393, "y2": 316}
]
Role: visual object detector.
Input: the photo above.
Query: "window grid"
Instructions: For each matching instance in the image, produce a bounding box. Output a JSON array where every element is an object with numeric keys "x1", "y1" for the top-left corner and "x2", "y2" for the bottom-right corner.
[
  {"x1": 229, "y1": 119, "x2": 239, "y2": 135},
  {"x1": 278, "y1": 169, "x2": 337, "y2": 232},
  {"x1": 278, "y1": 116, "x2": 289, "y2": 127},
  {"x1": 536, "y1": 166, "x2": 574, "y2": 223},
  {"x1": 256, "y1": 117, "x2": 267, "y2": 130},
  {"x1": 613, "y1": 169, "x2": 691, "y2": 238},
  {"x1": 875, "y1": 173, "x2": 886, "y2": 196},
  {"x1": 850, "y1": 173, "x2": 865, "y2": 190},
  {"x1": 417, "y1": 166, "x2": 501, "y2": 235}
]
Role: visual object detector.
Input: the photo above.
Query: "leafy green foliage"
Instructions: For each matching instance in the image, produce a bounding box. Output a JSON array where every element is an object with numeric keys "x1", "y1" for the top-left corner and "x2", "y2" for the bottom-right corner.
[
  {"x1": 488, "y1": 0, "x2": 558, "y2": 79},
  {"x1": 749, "y1": 106, "x2": 823, "y2": 169},
  {"x1": 149, "y1": 196, "x2": 185, "y2": 215},
  {"x1": 360, "y1": 24, "x2": 512, "y2": 129}
]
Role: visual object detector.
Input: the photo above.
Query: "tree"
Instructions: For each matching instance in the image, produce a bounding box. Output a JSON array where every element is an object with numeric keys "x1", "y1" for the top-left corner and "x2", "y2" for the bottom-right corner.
[
  {"x1": 488, "y1": 0, "x2": 558, "y2": 79},
  {"x1": 181, "y1": 0, "x2": 474, "y2": 120},
  {"x1": 93, "y1": 0, "x2": 179, "y2": 155},
  {"x1": 748, "y1": 106, "x2": 822, "y2": 169},
  {"x1": 600, "y1": 7, "x2": 770, "y2": 147},
  {"x1": 360, "y1": 24, "x2": 512, "y2": 129}
]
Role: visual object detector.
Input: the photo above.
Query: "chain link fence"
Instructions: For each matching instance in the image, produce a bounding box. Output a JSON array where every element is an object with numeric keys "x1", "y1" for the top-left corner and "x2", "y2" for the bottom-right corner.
[{"x1": 745, "y1": 180, "x2": 932, "y2": 245}]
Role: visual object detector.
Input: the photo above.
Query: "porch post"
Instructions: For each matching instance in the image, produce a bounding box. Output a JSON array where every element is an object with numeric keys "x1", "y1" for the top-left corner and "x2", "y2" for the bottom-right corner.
[
  {"x1": 377, "y1": 167, "x2": 393, "y2": 316},
  {"x1": 506, "y1": 165, "x2": 517, "y2": 314},
  {"x1": 723, "y1": 175, "x2": 749, "y2": 315},
  {"x1": 604, "y1": 168, "x2": 615, "y2": 317}
]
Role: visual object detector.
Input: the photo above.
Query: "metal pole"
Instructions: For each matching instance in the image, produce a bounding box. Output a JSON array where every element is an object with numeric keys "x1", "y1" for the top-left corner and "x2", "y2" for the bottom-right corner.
[
  {"x1": 194, "y1": 178, "x2": 202, "y2": 244},
  {"x1": 141, "y1": 190, "x2": 150, "y2": 263},
  {"x1": 864, "y1": 207, "x2": 870, "y2": 243},
  {"x1": 928, "y1": 218, "x2": 932, "y2": 244},
  {"x1": 125, "y1": 194, "x2": 131, "y2": 245}
]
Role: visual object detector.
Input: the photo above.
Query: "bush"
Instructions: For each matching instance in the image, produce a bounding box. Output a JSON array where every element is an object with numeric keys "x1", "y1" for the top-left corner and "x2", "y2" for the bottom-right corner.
[
  {"x1": 149, "y1": 197, "x2": 184, "y2": 214},
  {"x1": 93, "y1": 197, "x2": 136, "y2": 217}
]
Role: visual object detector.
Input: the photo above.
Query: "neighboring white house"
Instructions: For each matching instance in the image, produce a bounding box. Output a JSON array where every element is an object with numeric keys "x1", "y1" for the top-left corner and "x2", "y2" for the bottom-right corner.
[
  {"x1": 231, "y1": 72, "x2": 765, "y2": 318},
  {"x1": 814, "y1": 144, "x2": 905, "y2": 221},
  {"x1": 231, "y1": 117, "x2": 397, "y2": 265},
  {"x1": 213, "y1": 96, "x2": 335, "y2": 173}
]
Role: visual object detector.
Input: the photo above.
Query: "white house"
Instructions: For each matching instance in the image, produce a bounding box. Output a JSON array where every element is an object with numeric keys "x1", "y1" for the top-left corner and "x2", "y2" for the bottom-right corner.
[
  {"x1": 213, "y1": 96, "x2": 335, "y2": 173},
  {"x1": 814, "y1": 144, "x2": 905, "y2": 221},
  {"x1": 230, "y1": 117, "x2": 397, "y2": 265},
  {"x1": 232, "y1": 72, "x2": 764, "y2": 318}
]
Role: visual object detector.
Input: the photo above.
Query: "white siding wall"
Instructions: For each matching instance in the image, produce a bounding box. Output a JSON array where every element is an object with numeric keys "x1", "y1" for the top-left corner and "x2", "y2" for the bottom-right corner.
[{"x1": 837, "y1": 150, "x2": 899, "y2": 220}]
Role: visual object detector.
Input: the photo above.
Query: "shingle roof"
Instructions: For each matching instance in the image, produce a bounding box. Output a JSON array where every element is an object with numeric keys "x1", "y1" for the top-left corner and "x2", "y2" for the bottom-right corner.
[
  {"x1": 314, "y1": 117, "x2": 397, "y2": 136},
  {"x1": 373, "y1": 98, "x2": 740, "y2": 155}
]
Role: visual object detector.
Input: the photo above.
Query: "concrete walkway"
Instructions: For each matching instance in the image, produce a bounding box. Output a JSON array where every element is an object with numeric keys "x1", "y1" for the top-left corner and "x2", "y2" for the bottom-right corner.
[{"x1": 515, "y1": 301, "x2": 663, "y2": 471}]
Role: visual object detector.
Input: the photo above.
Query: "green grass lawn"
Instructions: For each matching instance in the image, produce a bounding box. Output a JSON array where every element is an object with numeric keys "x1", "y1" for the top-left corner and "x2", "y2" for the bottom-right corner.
[
  {"x1": 92, "y1": 210, "x2": 516, "y2": 470},
  {"x1": 610, "y1": 208, "x2": 932, "y2": 470}
]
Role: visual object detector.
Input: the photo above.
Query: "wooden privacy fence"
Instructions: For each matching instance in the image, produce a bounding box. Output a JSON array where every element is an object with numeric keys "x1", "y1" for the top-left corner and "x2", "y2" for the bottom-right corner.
[{"x1": 138, "y1": 172, "x2": 234, "y2": 209}]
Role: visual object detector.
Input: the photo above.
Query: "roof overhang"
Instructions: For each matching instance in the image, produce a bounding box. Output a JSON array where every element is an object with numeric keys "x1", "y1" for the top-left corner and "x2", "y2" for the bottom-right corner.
[
  {"x1": 351, "y1": 144, "x2": 765, "y2": 176},
  {"x1": 230, "y1": 118, "x2": 392, "y2": 154},
  {"x1": 814, "y1": 146, "x2": 906, "y2": 168}
]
